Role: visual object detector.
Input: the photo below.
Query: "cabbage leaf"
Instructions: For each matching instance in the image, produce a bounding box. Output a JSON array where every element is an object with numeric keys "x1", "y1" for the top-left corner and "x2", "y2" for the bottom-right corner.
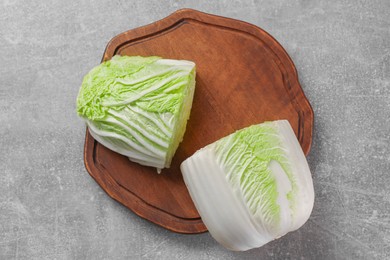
[{"x1": 77, "y1": 55, "x2": 196, "y2": 170}]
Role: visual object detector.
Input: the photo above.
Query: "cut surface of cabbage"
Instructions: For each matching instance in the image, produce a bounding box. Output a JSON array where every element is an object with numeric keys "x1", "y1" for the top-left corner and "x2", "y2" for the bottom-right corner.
[
  {"x1": 77, "y1": 55, "x2": 196, "y2": 171},
  {"x1": 181, "y1": 120, "x2": 314, "y2": 251}
]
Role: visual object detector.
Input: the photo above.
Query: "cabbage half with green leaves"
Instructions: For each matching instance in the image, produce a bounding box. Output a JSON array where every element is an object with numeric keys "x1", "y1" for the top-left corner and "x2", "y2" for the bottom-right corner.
[
  {"x1": 77, "y1": 55, "x2": 196, "y2": 171},
  {"x1": 181, "y1": 120, "x2": 314, "y2": 251}
]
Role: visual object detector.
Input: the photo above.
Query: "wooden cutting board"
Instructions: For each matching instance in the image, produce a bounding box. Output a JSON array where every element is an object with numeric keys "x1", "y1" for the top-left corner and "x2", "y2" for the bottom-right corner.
[{"x1": 83, "y1": 9, "x2": 314, "y2": 234}]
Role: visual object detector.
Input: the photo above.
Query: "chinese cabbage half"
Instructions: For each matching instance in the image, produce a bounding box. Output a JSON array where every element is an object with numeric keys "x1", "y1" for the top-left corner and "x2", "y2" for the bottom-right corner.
[
  {"x1": 77, "y1": 55, "x2": 196, "y2": 170},
  {"x1": 181, "y1": 120, "x2": 314, "y2": 251}
]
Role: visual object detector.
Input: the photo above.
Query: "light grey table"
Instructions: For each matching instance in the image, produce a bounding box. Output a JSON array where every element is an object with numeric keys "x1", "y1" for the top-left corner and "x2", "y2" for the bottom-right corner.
[{"x1": 1, "y1": 1, "x2": 389, "y2": 259}]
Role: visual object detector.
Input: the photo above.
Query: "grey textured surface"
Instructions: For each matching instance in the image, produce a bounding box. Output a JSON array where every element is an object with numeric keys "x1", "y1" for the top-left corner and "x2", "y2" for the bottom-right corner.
[{"x1": 0, "y1": 0, "x2": 389, "y2": 259}]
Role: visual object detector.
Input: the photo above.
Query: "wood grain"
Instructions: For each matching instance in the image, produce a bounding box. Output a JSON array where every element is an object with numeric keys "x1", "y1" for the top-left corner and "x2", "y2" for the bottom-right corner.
[{"x1": 83, "y1": 8, "x2": 314, "y2": 234}]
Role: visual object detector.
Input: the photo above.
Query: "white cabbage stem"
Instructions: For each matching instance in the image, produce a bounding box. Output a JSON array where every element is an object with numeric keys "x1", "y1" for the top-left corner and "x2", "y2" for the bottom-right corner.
[{"x1": 181, "y1": 120, "x2": 314, "y2": 251}]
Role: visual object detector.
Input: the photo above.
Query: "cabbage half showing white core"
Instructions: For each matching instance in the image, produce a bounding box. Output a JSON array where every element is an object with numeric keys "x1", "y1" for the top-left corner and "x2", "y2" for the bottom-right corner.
[{"x1": 181, "y1": 120, "x2": 314, "y2": 251}]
